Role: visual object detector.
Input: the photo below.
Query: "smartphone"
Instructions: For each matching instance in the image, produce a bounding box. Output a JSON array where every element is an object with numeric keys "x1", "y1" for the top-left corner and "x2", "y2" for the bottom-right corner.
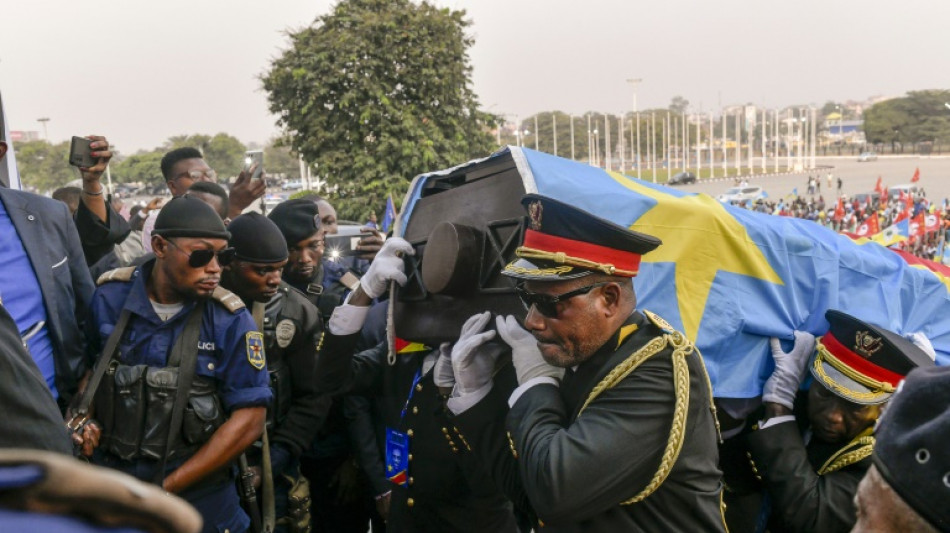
[
  {"x1": 324, "y1": 233, "x2": 361, "y2": 260},
  {"x1": 68, "y1": 136, "x2": 96, "y2": 168},
  {"x1": 244, "y1": 150, "x2": 264, "y2": 182}
]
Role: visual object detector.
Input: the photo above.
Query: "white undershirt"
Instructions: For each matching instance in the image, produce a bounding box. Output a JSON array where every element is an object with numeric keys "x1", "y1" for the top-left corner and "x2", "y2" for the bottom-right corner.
[{"x1": 150, "y1": 300, "x2": 184, "y2": 322}]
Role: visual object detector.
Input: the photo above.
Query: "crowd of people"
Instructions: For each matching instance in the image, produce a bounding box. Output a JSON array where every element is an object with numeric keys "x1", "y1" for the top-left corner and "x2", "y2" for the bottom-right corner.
[
  {"x1": 725, "y1": 174, "x2": 949, "y2": 263},
  {"x1": 0, "y1": 132, "x2": 947, "y2": 533}
]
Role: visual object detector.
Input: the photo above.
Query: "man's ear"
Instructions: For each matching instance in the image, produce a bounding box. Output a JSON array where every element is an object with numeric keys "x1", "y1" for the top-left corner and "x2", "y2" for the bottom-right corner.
[
  {"x1": 600, "y1": 282, "x2": 623, "y2": 317},
  {"x1": 152, "y1": 236, "x2": 168, "y2": 258}
]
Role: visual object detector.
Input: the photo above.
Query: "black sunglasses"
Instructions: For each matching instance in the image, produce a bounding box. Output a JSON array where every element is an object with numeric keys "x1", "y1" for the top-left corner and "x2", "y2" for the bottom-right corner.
[
  {"x1": 516, "y1": 282, "x2": 609, "y2": 318},
  {"x1": 167, "y1": 239, "x2": 235, "y2": 268}
]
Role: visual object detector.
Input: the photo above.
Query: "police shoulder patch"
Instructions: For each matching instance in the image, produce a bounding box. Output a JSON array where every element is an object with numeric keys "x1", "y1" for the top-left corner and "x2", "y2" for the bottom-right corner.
[
  {"x1": 246, "y1": 331, "x2": 266, "y2": 370},
  {"x1": 212, "y1": 287, "x2": 246, "y2": 313},
  {"x1": 275, "y1": 319, "x2": 295, "y2": 348},
  {"x1": 643, "y1": 310, "x2": 675, "y2": 335}
]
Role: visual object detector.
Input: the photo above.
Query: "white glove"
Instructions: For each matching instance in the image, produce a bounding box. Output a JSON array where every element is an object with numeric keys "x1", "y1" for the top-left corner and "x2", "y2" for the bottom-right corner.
[
  {"x1": 905, "y1": 331, "x2": 936, "y2": 362},
  {"x1": 763, "y1": 331, "x2": 816, "y2": 409},
  {"x1": 496, "y1": 315, "x2": 564, "y2": 384},
  {"x1": 450, "y1": 312, "x2": 501, "y2": 395},
  {"x1": 433, "y1": 343, "x2": 455, "y2": 389},
  {"x1": 359, "y1": 237, "x2": 414, "y2": 299}
]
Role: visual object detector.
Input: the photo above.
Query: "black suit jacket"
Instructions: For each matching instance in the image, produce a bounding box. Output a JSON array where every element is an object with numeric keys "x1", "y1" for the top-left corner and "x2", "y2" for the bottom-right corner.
[
  {"x1": 455, "y1": 311, "x2": 727, "y2": 533},
  {"x1": 0, "y1": 188, "x2": 95, "y2": 407}
]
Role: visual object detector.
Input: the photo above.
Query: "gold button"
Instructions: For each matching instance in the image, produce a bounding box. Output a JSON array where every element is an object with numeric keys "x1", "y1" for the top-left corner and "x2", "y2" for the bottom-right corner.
[
  {"x1": 409, "y1": 477, "x2": 414, "y2": 486},
  {"x1": 207, "y1": 362, "x2": 215, "y2": 371},
  {"x1": 441, "y1": 427, "x2": 449, "y2": 434},
  {"x1": 407, "y1": 498, "x2": 415, "y2": 508},
  {"x1": 412, "y1": 406, "x2": 419, "y2": 415},
  {"x1": 407, "y1": 429, "x2": 414, "y2": 437},
  {"x1": 408, "y1": 454, "x2": 413, "y2": 461},
  {"x1": 415, "y1": 384, "x2": 423, "y2": 392}
]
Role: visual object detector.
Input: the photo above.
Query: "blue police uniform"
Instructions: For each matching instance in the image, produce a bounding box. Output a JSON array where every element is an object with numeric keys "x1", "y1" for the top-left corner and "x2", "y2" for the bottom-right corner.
[{"x1": 88, "y1": 260, "x2": 272, "y2": 533}]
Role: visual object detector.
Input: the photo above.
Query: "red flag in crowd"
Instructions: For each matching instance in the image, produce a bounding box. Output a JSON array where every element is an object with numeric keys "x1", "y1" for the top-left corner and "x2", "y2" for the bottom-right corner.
[
  {"x1": 925, "y1": 213, "x2": 941, "y2": 234},
  {"x1": 911, "y1": 167, "x2": 920, "y2": 183},
  {"x1": 911, "y1": 212, "x2": 926, "y2": 237},
  {"x1": 833, "y1": 198, "x2": 845, "y2": 221},
  {"x1": 865, "y1": 213, "x2": 880, "y2": 236},
  {"x1": 875, "y1": 176, "x2": 886, "y2": 197},
  {"x1": 895, "y1": 206, "x2": 911, "y2": 223}
]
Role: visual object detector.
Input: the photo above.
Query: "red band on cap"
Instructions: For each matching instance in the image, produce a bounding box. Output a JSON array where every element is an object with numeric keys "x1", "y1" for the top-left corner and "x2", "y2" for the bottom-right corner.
[
  {"x1": 522, "y1": 229, "x2": 642, "y2": 274},
  {"x1": 822, "y1": 332, "x2": 905, "y2": 387}
]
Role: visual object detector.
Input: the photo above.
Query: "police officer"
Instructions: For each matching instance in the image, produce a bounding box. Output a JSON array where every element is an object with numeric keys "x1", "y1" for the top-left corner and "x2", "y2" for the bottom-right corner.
[
  {"x1": 447, "y1": 194, "x2": 726, "y2": 531},
  {"x1": 74, "y1": 196, "x2": 272, "y2": 533},
  {"x1": 222, "y1": 213, "x2": 329, "y2": 531},
  {"x1": 315, "y1": 237, "x2": 521, "y2": 532},
  {"x1": 721, "y1": 310, "x2": 935, "y2": 533}
]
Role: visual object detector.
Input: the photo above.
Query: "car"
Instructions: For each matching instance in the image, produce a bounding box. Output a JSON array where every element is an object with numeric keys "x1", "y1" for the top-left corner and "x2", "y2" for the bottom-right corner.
[
  {"x1": 668, "y1": 171, "x2": 697, "y2": 185},
  {"x1": 852, "y1": 192, "x2": 881, "y2": 209},
  {"x1": 281, "y1": 180, "x2": 303, "y2": 191},
  {"x1": 887, "y1": 184, "x2": 919, "y2": 201},
  {"x1": 857, "y1": 152, "x2": 878, "y2": 162},
  {"x1": 718, "y1": 186, "x2": 766, "y2": 203}
]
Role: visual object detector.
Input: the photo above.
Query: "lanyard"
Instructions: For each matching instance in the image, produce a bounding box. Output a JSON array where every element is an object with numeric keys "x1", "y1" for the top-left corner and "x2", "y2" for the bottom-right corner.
[{"x1": 399, "y1": 369, "x2": 423, "y2": 422}]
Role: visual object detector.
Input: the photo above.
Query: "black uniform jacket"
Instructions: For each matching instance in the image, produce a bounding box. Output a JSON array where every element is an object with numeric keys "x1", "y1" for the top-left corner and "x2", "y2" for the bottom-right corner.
[
  {"x1": 721, "y1": 395, "x2": 872, "y2": 533},
  {"x1": 454, "y1": 310, "x2": 727, "y2": 532},
  {"x1": 315, "y1": 329, "x2": 519, "y2": 533},
  {"x1": 262, "y1": 282, "x2": 330, "y2": 459}
]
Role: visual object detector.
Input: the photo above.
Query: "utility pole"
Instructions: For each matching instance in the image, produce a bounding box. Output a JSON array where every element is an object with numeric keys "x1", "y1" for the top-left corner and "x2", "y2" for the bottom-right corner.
[
  {"x1": 36, "y1": 117, "x2": 50, "y2": 141},
  {"x1": 570, "y1": 114, "x2": 575, "y2": 161},
  {"x1": 552, "y1": 113, "x2": 558, "y2": 156},
  {"x1": 534, "y1": 114, "x2": 539, "y2": 151},
  {"x1": 627, "y1": 78, "x2": 643, "y2": 175},
  {"x1": 651, "y1": 112, "x2": 657, "y2": 183}
]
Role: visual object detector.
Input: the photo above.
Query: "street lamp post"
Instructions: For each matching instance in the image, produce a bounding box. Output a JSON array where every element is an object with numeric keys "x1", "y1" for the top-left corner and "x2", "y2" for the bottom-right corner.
[
  {"x1": 36, "y1": 117, "x2": 50, "y2": 141},
  {"x1": 534, "y1": 115, "x2": 539, "y2": 151},
  {"x1": 570, "y1": 114, "x2": 575, "y2": 161},
  {"x1": 627, "y1": 78, "x2": 643, "y2": 172}
]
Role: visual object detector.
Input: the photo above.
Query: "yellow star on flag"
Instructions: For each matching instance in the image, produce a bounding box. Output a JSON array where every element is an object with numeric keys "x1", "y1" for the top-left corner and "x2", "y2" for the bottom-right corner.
[{"x1": 608, "y1": 172, "x2": 784, "y2": 341}]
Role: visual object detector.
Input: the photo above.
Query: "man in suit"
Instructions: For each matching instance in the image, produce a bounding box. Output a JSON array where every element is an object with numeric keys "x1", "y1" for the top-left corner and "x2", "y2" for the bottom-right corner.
[
  {"x1": 0, "y1": 137, "x2": 96, "y2": 411},
  {"x1": 447, "y1": 194, "x2": 727, "y2": 532}
]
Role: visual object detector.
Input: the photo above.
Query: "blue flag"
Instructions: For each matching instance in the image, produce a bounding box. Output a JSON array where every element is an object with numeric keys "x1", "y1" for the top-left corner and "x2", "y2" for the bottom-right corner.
[
  {"x1": 381, "y1": 194, "x2": 396, "y2": 233},
  {"x1": 400, "y1": 147, "x2": 950, "y2": 397}
]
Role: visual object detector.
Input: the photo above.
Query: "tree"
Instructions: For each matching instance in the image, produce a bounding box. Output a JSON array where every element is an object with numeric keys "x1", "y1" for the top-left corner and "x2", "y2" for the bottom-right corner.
[
  {"x1": 163, "y1": 133, "x2": 247, "y2": 179},
  {"x1": 263, "y1": 138, "x2": 300, "y2": 180},
  {"x1": 669, "y1": 96, "x2": 690, "y2": 114},
  {"x1": 15, "y1": 140, "x2": 76, "y2": 192},
  {"x1": 863, "y1": 90, "x2": 950, "y2": 147},
  {"x1": 111, "y1": 150, "x2": 165, "y2": 185},
  {"x1": 262, "y1": 0, "x2": 497, "y2": 219}
]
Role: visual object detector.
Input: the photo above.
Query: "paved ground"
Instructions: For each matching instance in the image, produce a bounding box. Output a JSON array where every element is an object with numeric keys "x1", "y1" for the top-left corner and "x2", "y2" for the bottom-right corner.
[{"x1": 664, "y1": 156, "x2": 950, "y2": 203}]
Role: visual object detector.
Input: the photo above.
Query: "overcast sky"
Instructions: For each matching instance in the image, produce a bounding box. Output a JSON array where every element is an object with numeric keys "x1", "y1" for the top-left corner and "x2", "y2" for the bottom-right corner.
[{"x1": 2, "y1": 0, "x2": 948, "y2": 153}]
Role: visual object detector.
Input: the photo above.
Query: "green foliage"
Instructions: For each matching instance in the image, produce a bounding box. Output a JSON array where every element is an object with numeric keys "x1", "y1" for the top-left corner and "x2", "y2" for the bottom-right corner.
[
  {"x1": 15, "y1": 140, "x2": 76, "y2": 192},
  {"x1": 163, "y1": 133, "x2": 247, "y2": 179},
  {"x1": 669, "y1": 96, "x2": 690, "y2": 114},
  {"x1": 111, "y1": 150, "x2": 165, "y2": 185},
  {"x1": 262, "y1": 0, "x2": 497, "y2": 220},
  {"x1": 264, "y1": 139, "x2": 300, "y2": 180},
  {"x1": 863, "y1": 90, "x2": 950, "y2": 145}
]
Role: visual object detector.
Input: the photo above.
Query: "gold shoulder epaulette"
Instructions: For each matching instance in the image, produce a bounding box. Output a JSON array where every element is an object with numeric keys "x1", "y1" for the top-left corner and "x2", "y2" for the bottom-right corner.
[
  {"x1": 96, "y1": 266, "x2": 137, "y2": 286},
  {"x1": 211, "y1": 286, "x2": 246, "y2": 313},
  {"x1": 643, "y1": 309, "x2": 675, "y2": 334},
  {"x1": 818, "y1": 434, "x2": 875, "y2": 475}
]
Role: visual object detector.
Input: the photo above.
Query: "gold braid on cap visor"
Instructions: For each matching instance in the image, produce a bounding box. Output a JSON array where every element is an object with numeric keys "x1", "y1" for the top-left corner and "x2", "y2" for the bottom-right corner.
[
  {"x1": 515, "y1": 246, "x2": 638, "y2": 277},
  {"x1": 813, "y1": 338, "x2": 896, "y2": 396}
]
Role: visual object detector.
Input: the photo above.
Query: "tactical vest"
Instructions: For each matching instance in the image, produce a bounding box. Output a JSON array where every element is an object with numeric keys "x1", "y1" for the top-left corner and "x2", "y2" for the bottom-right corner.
[
  {"x1": 89, "y1": 268, "x2": 233, "y2": 463},
  {"x1": 260, "y1": 290, "x2": 293, "y2": 431}
]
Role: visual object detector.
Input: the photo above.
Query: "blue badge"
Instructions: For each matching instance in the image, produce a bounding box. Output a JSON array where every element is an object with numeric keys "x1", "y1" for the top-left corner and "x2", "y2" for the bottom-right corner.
[
  {"x1": 246, "y1": 331, "x2": 265, "y2": 370},
  {"x1": 385, "y1": 428, "x2": 410, "y2": 487}
]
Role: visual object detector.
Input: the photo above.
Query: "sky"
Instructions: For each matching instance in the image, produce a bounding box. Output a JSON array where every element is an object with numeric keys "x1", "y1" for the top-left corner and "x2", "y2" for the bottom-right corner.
[{"x1": 2, "y1": 0, "x2": 948, "y2": 153}]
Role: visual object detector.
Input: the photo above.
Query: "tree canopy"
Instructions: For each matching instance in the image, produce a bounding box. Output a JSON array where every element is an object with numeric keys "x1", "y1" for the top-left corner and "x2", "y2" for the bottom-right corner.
[
  {"x1": 863, "y1": 90, "x2": 950, "y2": 146},
  {"x1": 15, "y1": 140, "x2": 75, "y2": 192},
  {"x1": 163, "y1": 133, "x2": 247, "y2": 179},
  {"x1": 262, "y1": 0, "x2": 497, "y2": 219}
]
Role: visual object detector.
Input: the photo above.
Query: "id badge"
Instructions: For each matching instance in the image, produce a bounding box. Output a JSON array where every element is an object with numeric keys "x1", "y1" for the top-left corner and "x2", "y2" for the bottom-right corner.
[{"x1": 385, "y1": 427, "x2": 410, "y2": 487}]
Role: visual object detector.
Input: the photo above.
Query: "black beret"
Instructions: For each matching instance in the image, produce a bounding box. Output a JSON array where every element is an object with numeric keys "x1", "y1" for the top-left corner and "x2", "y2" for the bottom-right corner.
[
  {"x1": 503, "y1": 194, "x2": 662, "y2": 281},
  {"x1": 228, "y1": 213, "x2": 288, "y2": 264},
  {"x1": 268, "y1": 199, "x2": 321, "y2": 245},
  {"x1": 873, "y1": 365, "x2": 950, "y2": 532},
  {"x1": 152, "y1": 196, "x2": 230, "y2": 240},
  {"x1": 811, "y1": 310, "x2": 934, "y2": 405}
]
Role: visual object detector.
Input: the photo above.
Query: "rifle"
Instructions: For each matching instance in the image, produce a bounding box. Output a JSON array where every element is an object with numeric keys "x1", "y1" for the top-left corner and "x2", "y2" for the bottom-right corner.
[{"x1": 238, "y1": 453, "x2": 262, "y2": 533}]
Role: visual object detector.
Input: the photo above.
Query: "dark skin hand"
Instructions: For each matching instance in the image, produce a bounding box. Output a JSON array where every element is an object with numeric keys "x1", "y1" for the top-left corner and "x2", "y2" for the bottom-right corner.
[
  {"x1": 375, "y1": 492, "x2": 392, "y2": 522},
  {"x1": 227, "y1": 164, "x2": 266, "y2": 220},
  {"x1": 79, "y1": 135, "x2": 114, "y2": 223},
  {"x1": 355, "y1": 228, "x2": 384, "y2": 261},
  {"x1": 330, "y1": 458, "x2": 362, "y2": 505},
  {"x1": 763, "y1": 402, "x2": 794, "y2": 420},
  {"x1": 163, "y1": 406, "x2": 265, "y2": 494}
]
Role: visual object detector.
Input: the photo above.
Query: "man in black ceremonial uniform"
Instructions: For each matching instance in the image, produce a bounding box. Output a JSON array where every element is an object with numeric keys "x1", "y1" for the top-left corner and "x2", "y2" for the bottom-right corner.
[
  {"x1": 446, "y1": 194, "x2": 727, "y2": 532},
  {"x1": 720, "y1": 310, "x2": 935, "y2": 533},
  {"x1": 222, "y1": 213, "x2": 329, "y2": 530},
  {"x1": 314, "y1": 237, "x2": 520, "y2": 533}
]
